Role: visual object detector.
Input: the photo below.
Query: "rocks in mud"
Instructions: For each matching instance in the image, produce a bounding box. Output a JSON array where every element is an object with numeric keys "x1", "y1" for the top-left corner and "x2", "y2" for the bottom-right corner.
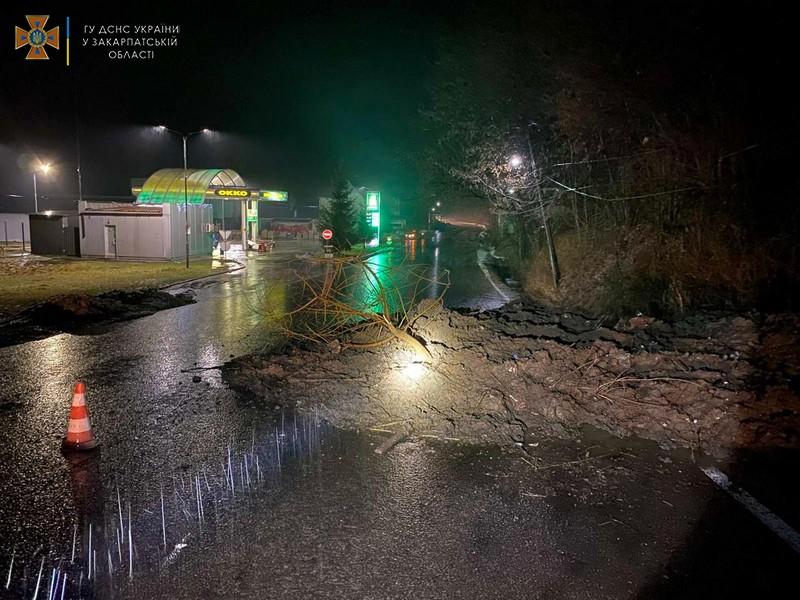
[{"x1": 224, "y1": 303, "x2": 800, "y2": 457}]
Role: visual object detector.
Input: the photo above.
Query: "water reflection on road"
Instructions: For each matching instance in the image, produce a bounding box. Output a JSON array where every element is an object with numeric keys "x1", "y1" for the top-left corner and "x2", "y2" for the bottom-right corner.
[
  {"x1": 393, "y1": 235, "x2": 508, "y2": 311},
  {"x1": 0, "y1": 234, "x2": 507, "y2": 596},
  {"x1": 0, "y1": 262, "x2": 294, "y2": 589}
]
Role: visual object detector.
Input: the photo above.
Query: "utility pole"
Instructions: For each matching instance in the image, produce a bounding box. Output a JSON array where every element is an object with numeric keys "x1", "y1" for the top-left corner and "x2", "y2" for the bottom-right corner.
[
  {"x1": 32, "y1": 170, "x2": 39, "y2": 214},
  {"x1": 76, "y1": 166, "x2": 83, "y2": 206},
  {"x1": 76, "y1": 127, "x2": 84, "y2": 207},
  {"x1": 73, "y1": 69, "x2": 84, "y2": 208},
  {"x1": 74, "y1": 104, "x2": 83, "y2": 207},
  {"x1": 527, "y1": 128, "x2": 560, "y2": 288},
  {"x1": 156, "y1": 126, "x2": 211, "y2": 268},
  {"x1": 31, "y1": 163, "x2": 51, "y2": 214},
  {"x1": 182, "y1": 134, "x2": 189, "y2": 269}
]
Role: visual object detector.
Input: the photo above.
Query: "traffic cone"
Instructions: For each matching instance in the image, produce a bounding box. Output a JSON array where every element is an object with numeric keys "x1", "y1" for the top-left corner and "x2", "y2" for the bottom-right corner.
[{"x1": 62, "y1": 382, "x2": 99, "y2": 451}]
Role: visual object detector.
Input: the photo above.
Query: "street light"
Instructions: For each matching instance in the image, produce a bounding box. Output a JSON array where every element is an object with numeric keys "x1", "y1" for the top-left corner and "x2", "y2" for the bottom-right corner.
[
  {"x1": 32, "y1": 162, "x2": 52, "y2": 213},
  {"x1": 155, "y1": 126, "x2": 212, "y2": 268},
  {"x1": 428, "y1": 206, "x2": 437, "y2": 229},
  {"x1": 508, "y1": 124, "x2": 560, "y2": 287},
  {"x1": 435, "y1": 201, "x2": 441, "y2": 207}
]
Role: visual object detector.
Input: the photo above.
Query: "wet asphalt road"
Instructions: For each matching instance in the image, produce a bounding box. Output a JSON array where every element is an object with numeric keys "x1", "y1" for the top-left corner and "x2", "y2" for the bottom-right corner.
[{"x1": 1, "y1": 235, "x2": 798, "y2": 598}]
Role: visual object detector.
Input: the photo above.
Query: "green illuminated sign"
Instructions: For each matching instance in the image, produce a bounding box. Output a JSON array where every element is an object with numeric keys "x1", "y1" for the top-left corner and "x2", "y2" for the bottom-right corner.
[
  {"x1": 259, "y1": 190, "x2": 289, "y2": 202},
  {"x1": 366, "y1": 191, "x2": 380, "y2": 211},
  {"x1": 247, "y1": 207, "x2": 258, "y2": 222},
  {"x1": 364, "y1": 190, "x2": 381, "y2": 244}
]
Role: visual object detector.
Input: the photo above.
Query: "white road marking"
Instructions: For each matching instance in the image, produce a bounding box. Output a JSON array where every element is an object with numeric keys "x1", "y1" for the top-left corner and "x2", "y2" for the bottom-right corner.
[
  {"x1": 477, "y1": 255, "x2": 512, "y2": 302},
  {"x1": 441, "y1": 219, "x2": 488, "y2": 229},
  {"x1": 701, "y1": 466, "x2": 800, "y2": 556},
  {"x1": 475, "y1": 247, "x2": 514, "y2": 303}
]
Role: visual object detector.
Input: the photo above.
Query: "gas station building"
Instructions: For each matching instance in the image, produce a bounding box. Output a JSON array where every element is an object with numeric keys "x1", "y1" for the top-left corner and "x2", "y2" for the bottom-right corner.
[
  {"x1": 135, "y1": 168, "x2": 289, "y2": 251},
  {"x1": 79, "y1": 168, "x2": 291, "y2": 259}
]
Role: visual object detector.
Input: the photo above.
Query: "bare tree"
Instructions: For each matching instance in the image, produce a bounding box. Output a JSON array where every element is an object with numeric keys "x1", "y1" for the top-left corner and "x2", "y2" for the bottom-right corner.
[{"x1": 263, "y1": 252, "x2": 450, "y2": 361}]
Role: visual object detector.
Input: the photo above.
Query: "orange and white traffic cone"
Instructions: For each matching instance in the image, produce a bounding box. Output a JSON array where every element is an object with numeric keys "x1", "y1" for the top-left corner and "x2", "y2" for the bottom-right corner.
[{"x1": 62, "y1": 381, "x2": 99, "y2": 451}]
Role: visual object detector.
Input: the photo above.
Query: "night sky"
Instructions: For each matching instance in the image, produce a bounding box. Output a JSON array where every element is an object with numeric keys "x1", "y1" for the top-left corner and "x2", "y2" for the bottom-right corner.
[
  {"x1": 0, "y1": 1, "x2": 439, "y2": 212},
  {"x1": 1, "y1": 1, "x2": 795, "y2": 220}
]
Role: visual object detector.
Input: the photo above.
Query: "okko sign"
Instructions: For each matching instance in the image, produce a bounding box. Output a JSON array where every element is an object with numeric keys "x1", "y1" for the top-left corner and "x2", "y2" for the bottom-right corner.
[{"x1": 214, "y1": 188, "x2": 254, "y2": 198}]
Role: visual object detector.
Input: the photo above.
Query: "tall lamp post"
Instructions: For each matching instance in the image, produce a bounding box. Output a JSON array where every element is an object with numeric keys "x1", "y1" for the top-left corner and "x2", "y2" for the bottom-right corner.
[
  {"x1": 156, "y1": 126, "x2": 211, "y2": 268},
  {"x1": 525, "y1": 130, "x2": 560, "y2": 288},
  {"x1": 509, "y1": 127, "x2": 561, "y2": 288},
  {"x1": 32, "y1": 162, "x2": 51, "y2": 213},
  {"x1": 428, "y1": 203, "x2": 442, "y2": 229}
]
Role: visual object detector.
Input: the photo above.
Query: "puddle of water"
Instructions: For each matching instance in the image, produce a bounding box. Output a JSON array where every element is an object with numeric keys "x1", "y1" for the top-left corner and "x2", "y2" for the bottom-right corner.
[{"x1": 0, "y1": 412, "x2": 326, "y2": 599}]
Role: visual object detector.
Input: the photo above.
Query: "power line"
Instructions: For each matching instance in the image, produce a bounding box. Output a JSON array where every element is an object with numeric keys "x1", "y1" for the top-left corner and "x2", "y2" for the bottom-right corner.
[{"x1": 545, "y1": 175, "x2": 703, "y2": 202}]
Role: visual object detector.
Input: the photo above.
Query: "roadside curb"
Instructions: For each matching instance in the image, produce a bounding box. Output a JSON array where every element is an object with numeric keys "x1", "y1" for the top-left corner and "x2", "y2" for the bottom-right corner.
[
  {"x1": 159, "y1": 260, "x2": 246, "y2": 291},
  {"x1": 476, "y1": 248, "x2": 516, "y2": 303}
]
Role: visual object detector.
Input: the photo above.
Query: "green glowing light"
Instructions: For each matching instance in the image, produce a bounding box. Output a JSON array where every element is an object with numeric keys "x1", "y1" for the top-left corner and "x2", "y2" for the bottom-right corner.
[
  {"x1": 259, "y1": 190, "x2": 289, "y2": 202},
  {"x1": 366, "y1": 191, "x2": 380, "y2": 211}
]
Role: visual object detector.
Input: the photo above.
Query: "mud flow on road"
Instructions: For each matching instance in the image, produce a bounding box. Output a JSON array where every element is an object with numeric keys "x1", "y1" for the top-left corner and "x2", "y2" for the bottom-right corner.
[{"x1": 0, "y1": 237, "x2": 798, "y2": 598}]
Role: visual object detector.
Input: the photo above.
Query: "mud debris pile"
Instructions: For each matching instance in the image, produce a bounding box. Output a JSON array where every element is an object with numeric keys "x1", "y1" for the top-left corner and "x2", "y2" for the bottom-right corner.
[{"x1": 225, "y1": 303, "x2": 800, "y2": 456}]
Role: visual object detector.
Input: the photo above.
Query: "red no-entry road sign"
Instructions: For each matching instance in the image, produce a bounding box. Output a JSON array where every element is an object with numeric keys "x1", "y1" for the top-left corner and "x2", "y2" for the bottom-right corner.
[{"x1": 322, "y1": 229, "x2": 333, "y2": 240}]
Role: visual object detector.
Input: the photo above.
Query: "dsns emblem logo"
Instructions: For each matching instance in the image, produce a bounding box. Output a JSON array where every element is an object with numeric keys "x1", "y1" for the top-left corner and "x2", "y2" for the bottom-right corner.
[{"x1": 15, "y1": 15, "x2": 60, "y2": 60}]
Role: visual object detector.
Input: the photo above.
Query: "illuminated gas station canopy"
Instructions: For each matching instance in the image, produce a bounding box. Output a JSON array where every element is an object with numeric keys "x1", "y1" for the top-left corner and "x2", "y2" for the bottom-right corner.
[
  {"x1": 135, "y1": 170, "x2": 289, "y2": 205},
  {"x1": 136, "y1": 168, "x2": 246, "y2": 204}
]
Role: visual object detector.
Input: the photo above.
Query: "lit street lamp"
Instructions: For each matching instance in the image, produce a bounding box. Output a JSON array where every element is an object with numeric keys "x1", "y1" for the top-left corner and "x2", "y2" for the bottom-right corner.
[
  {"x1": 32, "y1": 162, "x2": 52, "y2": 213},
  {"x1": 155, "y1": 126, "x2": 212, "y2": 268}
]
